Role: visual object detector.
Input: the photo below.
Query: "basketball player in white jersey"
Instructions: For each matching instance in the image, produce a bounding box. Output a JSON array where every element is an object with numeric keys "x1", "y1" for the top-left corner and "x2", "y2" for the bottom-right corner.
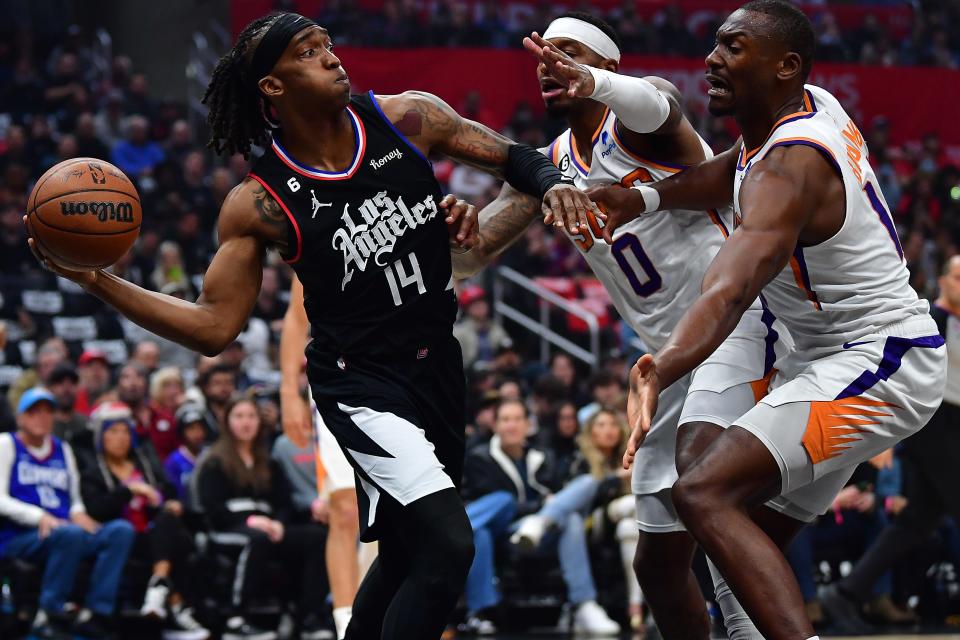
[
  {"x1": 586, "y1": 2, "x2": 946, "y2": 638},
  {"x1": 454, "y1": 12, "x2": 786, "y2": 639}
]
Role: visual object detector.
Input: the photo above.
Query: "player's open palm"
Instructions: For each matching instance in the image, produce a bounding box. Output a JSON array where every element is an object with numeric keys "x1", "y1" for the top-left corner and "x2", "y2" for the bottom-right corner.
[
  {"x1": 522, "y1": 32, "x2": 595, "y2": 99},
  {"x1": 623, "y1": 354, "x2": 660, "y2": 470},
  {"x1": 583, "y1": 185, "x2": 650, "y2": 244}
]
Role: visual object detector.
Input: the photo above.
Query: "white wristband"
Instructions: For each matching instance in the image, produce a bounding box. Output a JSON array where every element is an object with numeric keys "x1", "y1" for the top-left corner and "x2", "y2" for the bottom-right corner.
[{"x1": 631, "y1": 185, "x2": 661, "y2": 213}]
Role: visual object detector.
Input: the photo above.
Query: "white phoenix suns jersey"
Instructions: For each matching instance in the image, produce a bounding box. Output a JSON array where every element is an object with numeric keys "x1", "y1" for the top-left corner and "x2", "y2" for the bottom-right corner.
[
  {"x1": 733, "y1": 85, "x2": 929, "y2": 352},
  {"x1": 540, "y1": 107, "x2": 741, "y2": 353}
]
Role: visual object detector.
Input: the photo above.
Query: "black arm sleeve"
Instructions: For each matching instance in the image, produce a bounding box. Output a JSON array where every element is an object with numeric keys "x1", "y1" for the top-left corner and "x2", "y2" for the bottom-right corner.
[{"x1": 504, "y1": 143, "x2": 572, "y2": 199}]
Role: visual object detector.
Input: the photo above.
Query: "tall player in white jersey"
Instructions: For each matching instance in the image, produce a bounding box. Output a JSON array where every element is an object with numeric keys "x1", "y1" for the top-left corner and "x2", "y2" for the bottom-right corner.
[
  {"x1": 587, "y1": 2, "x2": 946, "y2": 638},
  {"x1": 454, "y1": 13, "x2": 786, "y2": 639}
]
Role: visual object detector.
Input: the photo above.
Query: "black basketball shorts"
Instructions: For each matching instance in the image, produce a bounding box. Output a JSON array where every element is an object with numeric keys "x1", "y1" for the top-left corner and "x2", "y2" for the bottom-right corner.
[{"x1": 307, "y1": 336, "x2": 466, "y2": 542}]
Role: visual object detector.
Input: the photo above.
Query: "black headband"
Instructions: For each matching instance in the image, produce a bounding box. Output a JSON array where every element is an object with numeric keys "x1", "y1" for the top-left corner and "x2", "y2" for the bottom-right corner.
[{"x1": 250, "y1": 13, "x2": 319, "y2": 86}]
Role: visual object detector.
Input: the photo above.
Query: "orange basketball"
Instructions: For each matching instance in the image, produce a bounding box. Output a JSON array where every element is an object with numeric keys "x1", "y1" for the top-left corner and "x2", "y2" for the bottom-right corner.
[{"x1": 26, "y1": 158, "x2": 142, "y2": 270}]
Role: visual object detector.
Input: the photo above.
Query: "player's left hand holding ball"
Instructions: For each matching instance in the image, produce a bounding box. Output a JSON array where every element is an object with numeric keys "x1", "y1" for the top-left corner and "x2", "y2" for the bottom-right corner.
[
  {"x1": 25, "y1": 223, "x2": 99, "y2": 287},
  {"x1": 440, "y1": 194, "x2": 479, "y2": 253},
  {"x1": 623, "y1": 354, "x2": 661, "y2": 470}
]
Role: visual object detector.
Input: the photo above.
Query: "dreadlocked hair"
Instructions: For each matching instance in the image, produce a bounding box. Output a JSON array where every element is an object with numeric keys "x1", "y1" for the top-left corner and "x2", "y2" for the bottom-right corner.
[{"x1": 202, "y1": 14, "x2": 280, "y2": 158}]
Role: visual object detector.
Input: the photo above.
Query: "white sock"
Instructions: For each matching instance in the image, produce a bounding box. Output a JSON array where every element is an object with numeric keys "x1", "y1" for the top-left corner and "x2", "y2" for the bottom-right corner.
[
  {"x1": 707, "y1": 557, "x2": 765, "y2": 640},
  {"x1": 805, "y1": 637, "x2": 820, "y2": 640},
  {"x1": 333, "y1": 606, "x2": 352, "y2": 640}
]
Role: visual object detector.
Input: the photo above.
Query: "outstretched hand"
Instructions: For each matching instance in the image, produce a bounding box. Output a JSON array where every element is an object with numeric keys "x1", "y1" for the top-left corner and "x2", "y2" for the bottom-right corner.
[
  {"x1": 440, "y1": 194, "x2": 479, "y2": 252},
  {"x1": 623, "y1": 354, "x2": 661, "y2": 470},
  {"x1": 584, "y1": 185, "x2": 650, "y2": 244},
  {"x1": 23, "y1": 215, "x2": 99, "y2": 287},
  {"x1": 522, "y1": 32, "x2": 596, "y2": 99}
]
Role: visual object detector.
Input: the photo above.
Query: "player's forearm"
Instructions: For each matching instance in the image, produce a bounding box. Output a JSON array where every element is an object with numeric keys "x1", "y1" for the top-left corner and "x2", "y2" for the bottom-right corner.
[
  {"x1": 452, "y1": 185, "x2": 540, "y2": 278},
  {"x1": 587, "y1": 69, "x2": 674, "y2": 134},
  {"x1": 85, "y1": 271, "x2": 235, "y2": 356},
  {"x1": 654, "y1": 284, "x2": 752, "y2": 390},
  {"x1": 279, "y1": 312, "x2": 309, "y2": 397},
  {"x1": 652, "y1": 149, "x2": 736, "y2": 212}
]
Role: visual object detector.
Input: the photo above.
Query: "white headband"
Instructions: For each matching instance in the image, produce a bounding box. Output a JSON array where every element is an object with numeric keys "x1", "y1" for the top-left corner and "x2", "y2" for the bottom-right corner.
[{"x1": 542, "y1": 17, "x2": 621, "y2": 62}]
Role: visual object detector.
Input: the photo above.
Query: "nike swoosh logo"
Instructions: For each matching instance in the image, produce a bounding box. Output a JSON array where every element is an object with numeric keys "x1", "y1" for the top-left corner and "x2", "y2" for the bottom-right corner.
[{"x1": 842, "y1": 340, "x2": 873, "y2": 349}]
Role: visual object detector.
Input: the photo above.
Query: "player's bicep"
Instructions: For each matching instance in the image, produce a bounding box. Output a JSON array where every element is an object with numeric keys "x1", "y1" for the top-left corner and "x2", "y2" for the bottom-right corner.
[{"x1": 404, "y1": 91, "x2": 512, "y2": 174}]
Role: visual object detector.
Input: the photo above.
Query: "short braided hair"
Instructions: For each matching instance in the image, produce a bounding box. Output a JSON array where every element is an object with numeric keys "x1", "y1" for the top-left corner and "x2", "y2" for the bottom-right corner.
[{"x1": 201, "y1": 14, "x2": 279, "y2": 158}]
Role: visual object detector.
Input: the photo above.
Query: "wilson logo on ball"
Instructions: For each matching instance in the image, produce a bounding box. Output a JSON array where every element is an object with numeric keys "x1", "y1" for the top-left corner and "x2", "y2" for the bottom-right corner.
[{"x1": 59, "y1": 201, "x2": 135, "y2": 223}]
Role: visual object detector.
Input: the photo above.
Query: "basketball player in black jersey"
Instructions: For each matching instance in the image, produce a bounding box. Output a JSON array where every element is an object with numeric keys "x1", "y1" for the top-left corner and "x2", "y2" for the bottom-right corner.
[{"x1": 27, "y1": 12, "x2": 598, "y2": 640}]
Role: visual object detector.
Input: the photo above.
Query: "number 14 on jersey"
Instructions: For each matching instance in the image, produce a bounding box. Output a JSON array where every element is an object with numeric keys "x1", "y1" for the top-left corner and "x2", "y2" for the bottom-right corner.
[{"x1": 385, "y1": 252, "x2": 426, "y2": 307}]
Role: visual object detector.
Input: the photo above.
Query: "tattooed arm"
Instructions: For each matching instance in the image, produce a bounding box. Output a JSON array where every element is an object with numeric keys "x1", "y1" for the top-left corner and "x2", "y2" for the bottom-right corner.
[
  {"x1": 27, "y1": 179, "x2": 286, "y2": 356},
  {"x1": 380, "y1": 91, "x2": 600, "y2": 234},
  {"x1": 382, "y1": 90, "x2": 511, "y2": 175},
  {"x1": 452, "y1": 182, "x2": 541, "y2": 279}
]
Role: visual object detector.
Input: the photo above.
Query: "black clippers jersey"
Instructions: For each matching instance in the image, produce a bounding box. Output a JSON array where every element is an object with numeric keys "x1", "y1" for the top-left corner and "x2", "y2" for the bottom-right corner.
[{"x1": 248, "y1": 91, "x2": 457, "y2": 357}]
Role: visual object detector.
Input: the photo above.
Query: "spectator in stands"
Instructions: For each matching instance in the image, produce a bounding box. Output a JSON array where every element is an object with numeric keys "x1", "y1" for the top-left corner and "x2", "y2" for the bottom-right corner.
[
  {"x1": 195, "y1": 397, "x2": 328, "y2": 640},
  {"x1": 577, "y1": 370, "x2": 625, "y2": 424},
  {"x1": 535, "y1": 399, "x2": 581, "y2": 476},
  {"x1": 80, "y1": 401, "x2": 209, "y2": 638},
  {"x1": 196, "y1": 363, "x2": 234, "y2": 440},
  {"x1": 124, "y1": 73, "x2": 156, "y2": 120},
  {"x1": 453, "y1": 286, "x2": 512, "y2": 370},
  {"x1": 132, "y1": 340, "x2": 161, "y2": 374},
  {"x1": 460, "y1": 399, "x2": 619, "y2": 635},
  {"x1": 179, "y1": 151, "x2": 215, "y2": 217},
  {"x1": 236, "y1": 321, "x2": 274, "y2": 385},
  {"x1": 272, "y1": 427, "x2": 328, "y2": 526},
  {"x1": 165, "y1": 119, "x2": 193, "y2": 166},
  {"x1": 74, "y1": 349, "x2": 112, "y2": 416},
  {"x1": 42, "y1": 52, "x2": 86, "y2": 124},
  {"x1": 164, "y1": 404, "x2": 211, "y2": 503},
  {"x1": 549, "y1": 353, "x2": 582, "y2": 402},
  {"x1": 151, "y1": 241, "x2": 192, "y2": 298},
  {"x1": 48, "y1": 362, "x2": 85, "y2": 443},
  {"x1": 570, "y1": 409, "x2": 641, "y2": 630},
  {"x1": 7, "y1": 338, "x2": 67, "y2": 411},
  {"x1": 0, "y1": 388, "x2": 135, "y2": 638},
  {"x1": 150, "y1": 366, "x2": 183, "y2": 415},
  {"x1": 117, "y1": 361, "x2": 176, "y2": 461},
  {"x1": 253, "y1": 266, "x2": 287, "y2": 330},
  {"x1": 73, "y1": 111, "x2": 110, "y2": 160},
  {"x1": 110, "y1": 114, "x2": 164, "y2": 177}
]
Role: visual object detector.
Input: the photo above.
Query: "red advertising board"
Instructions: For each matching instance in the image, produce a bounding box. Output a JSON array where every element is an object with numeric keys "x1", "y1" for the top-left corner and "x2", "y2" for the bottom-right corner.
[
  {"x1": 231, "y1": 0, "x2": 914, "y2": 38},
  {"x1": 331, "y1": 47, "x2": 960, "y2": 152}
]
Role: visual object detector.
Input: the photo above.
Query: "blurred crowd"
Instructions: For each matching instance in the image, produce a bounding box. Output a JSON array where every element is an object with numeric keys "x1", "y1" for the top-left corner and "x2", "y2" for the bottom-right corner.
[
  {"x1": 314, "y1": 0, "x2": 960, "y2": 67},
  {"x1": 0, "y1": 1, "x2": 959, "y2": 637}
]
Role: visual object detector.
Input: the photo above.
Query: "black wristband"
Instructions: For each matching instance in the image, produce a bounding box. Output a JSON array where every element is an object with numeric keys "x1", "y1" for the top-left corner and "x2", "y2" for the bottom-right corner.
[{"x1": 504, "y1": 143, "x2": 567, "y2": 199}]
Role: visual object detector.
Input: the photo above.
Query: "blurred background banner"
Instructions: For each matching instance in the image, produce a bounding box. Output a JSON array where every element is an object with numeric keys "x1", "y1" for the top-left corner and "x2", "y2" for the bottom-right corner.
[
  {"x1": 231, "y1": 0, "x2": 915, "y2": 39},
  {"x1": 335, "y1": 47, "x2": 960, "y2": 155}
]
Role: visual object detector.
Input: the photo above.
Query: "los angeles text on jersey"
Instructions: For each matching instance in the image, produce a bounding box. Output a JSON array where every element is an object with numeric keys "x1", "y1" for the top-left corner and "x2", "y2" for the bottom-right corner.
[{"x1": 331, "y1": 190, "x2": 439, "y2": 290}]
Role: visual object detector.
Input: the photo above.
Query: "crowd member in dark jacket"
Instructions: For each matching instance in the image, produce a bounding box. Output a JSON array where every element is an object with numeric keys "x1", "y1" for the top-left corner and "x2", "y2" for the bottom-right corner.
[
  {"x1": 195, "y1": 397, "x2": 328, "y2": 640},
  {"x1": 459, "y1": 399, "x2": 620, "y2": 635},
  {"x1": 80, "y1": 401, "x2": 209, "y2": 639}
]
